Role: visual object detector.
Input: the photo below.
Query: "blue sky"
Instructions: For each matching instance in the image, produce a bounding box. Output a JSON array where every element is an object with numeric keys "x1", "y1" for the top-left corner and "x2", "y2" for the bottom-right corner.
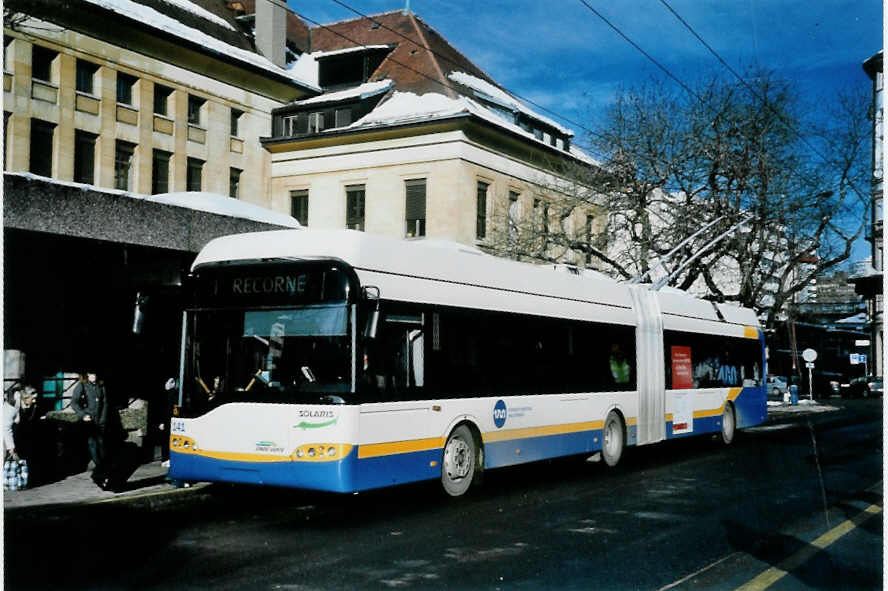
[{"x1": 296, "y1": 0, "x2": 882, "y2": 262}]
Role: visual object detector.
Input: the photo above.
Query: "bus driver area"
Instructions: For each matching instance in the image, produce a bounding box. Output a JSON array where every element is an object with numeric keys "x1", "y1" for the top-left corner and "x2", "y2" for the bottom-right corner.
[{"x1": 168, "y1": 229, "x2": 766, "y2": 496}]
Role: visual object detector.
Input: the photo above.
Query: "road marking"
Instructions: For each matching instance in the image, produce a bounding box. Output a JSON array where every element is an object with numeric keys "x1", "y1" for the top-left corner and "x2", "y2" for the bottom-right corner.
[
  {"x1": 735, "y1": 503, "x2": 882, "y2": 591},
  {"x1": 657, "y1": 552, "x2": 742, "y2": 591}
]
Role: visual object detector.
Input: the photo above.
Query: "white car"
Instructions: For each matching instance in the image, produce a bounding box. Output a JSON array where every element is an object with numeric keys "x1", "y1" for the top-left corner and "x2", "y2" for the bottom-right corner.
[{"x1": 767, "y1": 375, "x2": 788, "y2": 397}]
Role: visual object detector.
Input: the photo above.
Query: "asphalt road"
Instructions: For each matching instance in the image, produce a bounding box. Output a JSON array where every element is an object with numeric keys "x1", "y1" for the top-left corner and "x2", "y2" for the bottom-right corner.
[{"x1": 5, "y1": 399, "x2": 882, "y2": 591}]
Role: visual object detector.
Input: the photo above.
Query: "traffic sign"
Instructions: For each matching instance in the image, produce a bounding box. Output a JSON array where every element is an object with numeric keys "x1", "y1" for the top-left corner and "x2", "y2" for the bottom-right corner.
[
  {"x1": 850, "y1": 353, "x2": 860, "y2": 364},
  {"x1": 802, "y1": 348, "x2": 818, "y2": 362},
  {"x1": 805, "y1": 362, "x2": 815, "y2": 369},
  {"x1": 856, "y1": 339, "x2": 871, "y2": 347}
]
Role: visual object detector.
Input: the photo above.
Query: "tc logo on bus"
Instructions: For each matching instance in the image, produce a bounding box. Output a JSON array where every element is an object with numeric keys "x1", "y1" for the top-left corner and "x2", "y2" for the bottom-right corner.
[{"x1": 493, "y1": 400, "x2": 507, "y2": 428}]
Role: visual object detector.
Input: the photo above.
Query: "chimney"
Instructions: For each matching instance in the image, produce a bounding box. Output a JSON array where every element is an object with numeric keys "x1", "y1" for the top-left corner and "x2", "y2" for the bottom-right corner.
[{"x1": 256, "y1": 0, "x2": 287, "y2": 69}]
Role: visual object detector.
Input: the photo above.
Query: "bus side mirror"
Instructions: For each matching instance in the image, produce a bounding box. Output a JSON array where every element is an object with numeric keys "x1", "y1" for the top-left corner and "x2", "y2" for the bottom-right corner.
[{"x1": 363, "y1": 286, "x2": 380, "y2": 339}]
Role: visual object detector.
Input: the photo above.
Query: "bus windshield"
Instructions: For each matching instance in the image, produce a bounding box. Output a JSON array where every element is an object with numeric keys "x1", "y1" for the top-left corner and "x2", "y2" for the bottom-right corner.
[{"x1": 182, "y1": 304, "x2": 352, "y2": 411}]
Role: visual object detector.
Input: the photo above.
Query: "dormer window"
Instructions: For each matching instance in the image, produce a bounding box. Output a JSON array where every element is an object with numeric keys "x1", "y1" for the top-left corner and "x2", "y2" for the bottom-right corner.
[{"x1": 316, "y1": 46, "x2": 392, "y2": 90}]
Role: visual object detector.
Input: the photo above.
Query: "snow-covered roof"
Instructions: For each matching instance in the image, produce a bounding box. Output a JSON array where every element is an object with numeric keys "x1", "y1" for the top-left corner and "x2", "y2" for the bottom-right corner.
[
  {"x1": 83, "y1": 0, "x2": 320, "y2": 91},
  {"x1": 7, "y1": 173, "x2": 300, "y2": 228},
  {"x1": 146, "y1": 192, "x2": 301, "y2": 228},
  {"x1": 313, "y1": 45, "x2": 393, "y2": 59},
  {"x1": 449, "y1": 71, "x2": 573, "y2": 137},
  {"x1": 287, "y1": 52, "x2": 319, "y2": 89},
  {"x1": 291, "y1": 80, "x2": 393, "y2": 107},
  {"x1": 159, "y1": 0, "x2": 235, "y2": 31},
  {"x1": 336, "y1": 91, "x2": 598, "y2": 166}
]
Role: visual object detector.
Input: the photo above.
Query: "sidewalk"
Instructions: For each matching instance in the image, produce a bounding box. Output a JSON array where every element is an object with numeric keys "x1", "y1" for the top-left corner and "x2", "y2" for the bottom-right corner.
[{"x1": 3, "y1": 460, "x2": 201, "y2": 512}]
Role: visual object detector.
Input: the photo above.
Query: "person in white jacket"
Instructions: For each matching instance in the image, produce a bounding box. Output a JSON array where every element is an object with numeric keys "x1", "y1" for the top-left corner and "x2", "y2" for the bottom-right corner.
[{"x1": 3, "y1": 389, "x2": 21, "y2": 460}]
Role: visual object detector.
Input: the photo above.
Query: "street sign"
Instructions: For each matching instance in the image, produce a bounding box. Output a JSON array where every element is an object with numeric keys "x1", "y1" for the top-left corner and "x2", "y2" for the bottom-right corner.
[
  {"x1": 805, "y1": 362, "x2": 815, "y2": 369},
  {"x1": 850, "y1": 353, "x2": 860, "y2": 364},
  {"x1": 860, "y1": 354, "x2": 867, "y2": 364},
  {"x1": 856, "y1": 339, "x2": 871, "y2": 347},
  {"x1": 802, "y1": 348, "x2": 818, "y2": 363}
]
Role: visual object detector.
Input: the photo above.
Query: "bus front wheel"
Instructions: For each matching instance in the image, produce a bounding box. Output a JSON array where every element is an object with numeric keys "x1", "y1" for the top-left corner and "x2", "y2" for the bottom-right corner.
[
  {"x1": 441, "y1": 425, "x2": 478, "y2": 497},
  {"x1": 720, "y1": 403, "x2": 736, "y2": 445},
  {"x1": 602, "y1": 411, "x2": 625, "y2": 467}
]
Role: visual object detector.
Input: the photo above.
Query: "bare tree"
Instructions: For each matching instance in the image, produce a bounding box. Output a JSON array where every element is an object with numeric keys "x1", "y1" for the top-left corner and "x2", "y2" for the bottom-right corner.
[{"x1": 486, "y1": 70, "x2": 870, "y2": 328}]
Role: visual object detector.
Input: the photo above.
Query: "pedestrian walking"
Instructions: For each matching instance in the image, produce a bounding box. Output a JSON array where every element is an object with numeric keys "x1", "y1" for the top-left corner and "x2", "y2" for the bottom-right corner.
[{"x1": 70, "y1": 371, "x2": 110, "y2": 489}]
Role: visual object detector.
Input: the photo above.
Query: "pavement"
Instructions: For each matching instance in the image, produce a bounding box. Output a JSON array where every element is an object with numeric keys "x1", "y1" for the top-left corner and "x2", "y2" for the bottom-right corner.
[
  {"x1": 3, "y1": 398, "x2": 845, "y2": 513},
  {"x1": 3, "y1": 459, "x2": 209, "y2": 513}
]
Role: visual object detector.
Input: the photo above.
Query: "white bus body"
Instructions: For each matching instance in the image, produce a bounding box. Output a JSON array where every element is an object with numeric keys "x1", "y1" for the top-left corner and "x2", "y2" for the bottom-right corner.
[{"x1": 169, "y1": 229, "x2": 766, "y2": 494}]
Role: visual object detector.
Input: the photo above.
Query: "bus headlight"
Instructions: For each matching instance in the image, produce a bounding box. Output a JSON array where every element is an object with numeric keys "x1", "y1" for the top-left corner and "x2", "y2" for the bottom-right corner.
[
  {"x1": 307, "y1": 447, "x2": 316, "y2": 457},
  {"x1": 296, "y1": 449, "x2": 304, "y2": 458},
  {"x1": 327, "y1": 446, "x2": 336, "y2": 457}
]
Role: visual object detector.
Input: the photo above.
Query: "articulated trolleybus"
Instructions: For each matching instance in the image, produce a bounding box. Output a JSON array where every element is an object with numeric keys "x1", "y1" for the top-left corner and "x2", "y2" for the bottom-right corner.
[{"x1": 169, "y1": 229, "x2": 767, "y2": 496}]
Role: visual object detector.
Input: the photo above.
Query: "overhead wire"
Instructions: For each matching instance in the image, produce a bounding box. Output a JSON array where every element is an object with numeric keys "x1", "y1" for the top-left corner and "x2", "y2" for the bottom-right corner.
[
  {"x1": 325, "y1": 0, "x2": 603, "y2": 147},
  {"x1": 576, "y1": 0, "x2": 870, "y2": 205}
]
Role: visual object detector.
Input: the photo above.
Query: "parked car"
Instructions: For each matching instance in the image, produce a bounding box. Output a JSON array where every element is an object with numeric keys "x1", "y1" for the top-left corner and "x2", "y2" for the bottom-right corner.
[
  {"x1": 841, "y1": 375, "x2": 883, "y2": 398},
  {"x1": 766, "y1": 375, "x2": 788, "y2": 398}
]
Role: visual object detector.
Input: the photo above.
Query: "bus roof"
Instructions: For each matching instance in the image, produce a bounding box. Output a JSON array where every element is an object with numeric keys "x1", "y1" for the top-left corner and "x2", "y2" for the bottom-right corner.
[{"x1": 192, "y1": 229, "x2": 759, "y2": 332}]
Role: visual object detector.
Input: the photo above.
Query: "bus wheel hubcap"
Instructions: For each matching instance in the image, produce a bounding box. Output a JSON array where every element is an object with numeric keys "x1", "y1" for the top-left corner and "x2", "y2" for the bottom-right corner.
[{"x1": 445, "y1": 438, "x2": 471, "y2": 480}]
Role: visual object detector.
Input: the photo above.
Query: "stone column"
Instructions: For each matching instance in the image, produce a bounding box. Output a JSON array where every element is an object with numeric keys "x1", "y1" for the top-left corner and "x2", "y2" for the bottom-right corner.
[
  {"x1": 96, "y1": 66, "x2": 117, "y2": 188},
  {"x1": 136, "y1": 79, "x2": 154, "y2": 194},
  {"x1": 55, "y1": 52, "x2": 76, "y2": 181},
  {"x1": 171, "y1": 89, "x2": 188, "y2": 191}
]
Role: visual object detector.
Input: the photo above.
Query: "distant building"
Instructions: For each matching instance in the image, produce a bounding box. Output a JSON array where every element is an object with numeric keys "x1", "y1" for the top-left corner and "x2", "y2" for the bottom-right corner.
[
  {"x1": 850, "y1": 50, "x2": 884, "y2": 377},
  {"x1": 262, "y1": 10, "x2": 601, "y2": 263}
]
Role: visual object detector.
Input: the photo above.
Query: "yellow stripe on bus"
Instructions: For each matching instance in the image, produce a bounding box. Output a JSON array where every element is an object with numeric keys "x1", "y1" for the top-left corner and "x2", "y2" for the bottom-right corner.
[
  {"x1": 358, "y1": 437, "x2": 446, "y2": 459},
  {"x1": 482, "y1": 420, "x2": 605, "y2": 444},
  {"x1": 692, "y1": 387, "x2": 743, "y2": 419}
]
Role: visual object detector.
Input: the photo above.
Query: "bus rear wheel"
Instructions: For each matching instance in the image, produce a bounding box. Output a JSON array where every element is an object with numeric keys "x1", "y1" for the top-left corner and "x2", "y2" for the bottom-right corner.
[
  {"x1": 720, "y1": 403, "x2": 736, "y2": 445},
  {"x1": 602, "y1": 411, "x2": 625, "y2": 467},
  {"x1": 441, "y1": 425, "x2": 478, "y2": 497}
]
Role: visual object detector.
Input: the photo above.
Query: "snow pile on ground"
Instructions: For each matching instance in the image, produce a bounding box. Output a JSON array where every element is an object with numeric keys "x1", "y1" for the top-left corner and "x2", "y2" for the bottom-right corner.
[{"x1": 767, "y1": 399, "x2": 840, "y2": 413}]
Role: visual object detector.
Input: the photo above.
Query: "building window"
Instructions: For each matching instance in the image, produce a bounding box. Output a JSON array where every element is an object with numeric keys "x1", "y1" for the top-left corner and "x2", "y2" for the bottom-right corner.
[
  {"x1": 29, "y1": 118, "x2": 55, "y2": 177},
  {"x1": 335, "y1": 108, "x2": 352, "y2": 127},
  {"x1": 405, "y1": 179, "x2": 426, "y2": 237},
  {"x1": 230, "y1": 108, "x2": 243, "y2": 137},
  {"x1": 154, "y1": 84, "x2": 173, "y2": 116},
  {"x1": 346, "y1": 184, "x2": 365, "y2": 231},
  {"x1": 476, "y1": 181, "x2": 488, "y2": 240},
  {"x1": 73, "y1": 130, "x2": 97, "y2": 185},
  {"x1": 114, "y1": 140, "x2": 136, "y2": 190},
  {"x1": 75, "y1": 60, "x2": 99, "y2": 95},
  {"x1": 308, "y1": 112, "x2": 324, "y2": 133},
  {"x1": 31, "y1": 46, "x2": 57, "y2": 83},
  {"x1": 290, "y1": 189, "x2": 308, "y2": 225},
  {"x1": 152, "y1": 149, "x2": 171, "y2": 194},
  {"x1": 186, "y1": 157, "x2": 203, "y2": 191},
  {"x1": 116, "y1": 72, "x2": 137, "y2": 105},
  {"x1": 188, "y1": 95, "x2": 205, "y2": 126},
  {"x1": 3, "y1": 37, "x2": 12, "y2": 73},
  {"x1": 229, "y1": 167, "x2": 241, "y2": 199}
]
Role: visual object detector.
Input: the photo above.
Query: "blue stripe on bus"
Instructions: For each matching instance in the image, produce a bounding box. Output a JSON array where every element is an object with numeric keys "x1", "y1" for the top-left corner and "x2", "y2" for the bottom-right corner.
[{"x1": 169, "y1": 449, "x2": 359, "y2": 493}]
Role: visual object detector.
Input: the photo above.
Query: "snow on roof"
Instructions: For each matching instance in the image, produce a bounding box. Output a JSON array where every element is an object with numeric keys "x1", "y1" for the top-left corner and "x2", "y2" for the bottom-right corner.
[
  {"x1": 338, "y1": 91, "x2": 598, "y2": 166},
  {"x1": 8, "y1": 172, "x2": 300, "y2": 228},
  {"x1": 159, "y1": 0, "x2": 235, "y2": 30},
  {"x1": 288, "y1": 52, "x2": 319, "y2": 88},
  {"x1": 146, "y1": 192, "x2": 301, "y2": 228},
  {"x1": 84, "y1": 0, "x2": 320, "y2": 91},
  {"x1": 448, "y1": 71, "x2": 574, "y2": 137},
  {"x1": 313, "y1": 45, "x2": 393, "y2": 59},
  {"x1": 292, "y1": 79, "x2": 393, "y2": 106}
]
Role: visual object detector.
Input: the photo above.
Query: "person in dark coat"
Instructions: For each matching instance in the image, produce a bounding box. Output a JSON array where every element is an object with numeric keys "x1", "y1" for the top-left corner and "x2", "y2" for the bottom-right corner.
[{"x1": 70, "y1": 371, "x2": 109, "y2": 488}]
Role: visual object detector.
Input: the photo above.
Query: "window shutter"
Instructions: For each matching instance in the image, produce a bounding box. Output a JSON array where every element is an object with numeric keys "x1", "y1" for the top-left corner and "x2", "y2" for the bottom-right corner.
[{"x1": 405, "y1": 180, "x2": 426, "y2": 219}]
